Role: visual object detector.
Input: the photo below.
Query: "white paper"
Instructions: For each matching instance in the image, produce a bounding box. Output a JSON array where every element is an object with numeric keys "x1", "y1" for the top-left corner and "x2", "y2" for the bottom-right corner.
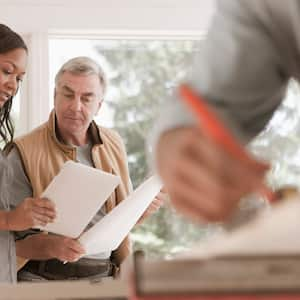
[
  {"x1": 38, "y1": 161, "x2": 120, "y2": 238},
  {"x1": 178, "y1": 196, "x2": 300, "y2": 260},
  {"x1": 79, "y1": 175, "x2": 162, "y2": 255}
]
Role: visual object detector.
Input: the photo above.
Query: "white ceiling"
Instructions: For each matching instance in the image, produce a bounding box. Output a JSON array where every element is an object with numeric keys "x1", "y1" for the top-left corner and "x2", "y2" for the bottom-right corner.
[{"x1": 0, "y1": 0, "x2": 215, "y2": 34}]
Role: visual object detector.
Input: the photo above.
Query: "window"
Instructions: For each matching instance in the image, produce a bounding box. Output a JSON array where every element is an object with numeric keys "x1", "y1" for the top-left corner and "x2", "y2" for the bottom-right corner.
[
  {"x1": 49, "y1": 37, "x2": 300, "y2": 259},
  {"x1": 49, "y1": 37, "x2": 221, "y2": 258},
  {"x1": 250, "y1": 80, "x2": 300, "y2": 189}
]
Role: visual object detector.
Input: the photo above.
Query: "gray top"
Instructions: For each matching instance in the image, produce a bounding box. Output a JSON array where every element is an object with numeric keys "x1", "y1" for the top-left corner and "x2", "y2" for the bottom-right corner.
[
  {"x1": 153, "y1": 0, "x2": 300, "y2": 145},
  {"x1": 0, "y1": 152, "x2": 16, "y2": 283},
  {"x1": 7, "y1": 143, "x2": 111, "y2": 260}
]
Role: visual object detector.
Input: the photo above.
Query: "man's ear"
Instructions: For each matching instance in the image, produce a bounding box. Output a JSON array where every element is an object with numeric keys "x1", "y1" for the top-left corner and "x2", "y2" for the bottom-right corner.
[{"x1": 54, "y1": 88, "x2": 57, "y2": 106}]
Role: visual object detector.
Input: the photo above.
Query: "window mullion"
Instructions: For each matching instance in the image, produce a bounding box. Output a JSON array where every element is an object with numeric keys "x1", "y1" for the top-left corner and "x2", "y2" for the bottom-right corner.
[{"x1": 25, "y1": 32, "x2": 50, "y2": 132}]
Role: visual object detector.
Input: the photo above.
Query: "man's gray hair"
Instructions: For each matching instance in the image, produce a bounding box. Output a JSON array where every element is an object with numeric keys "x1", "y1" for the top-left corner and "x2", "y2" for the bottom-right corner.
[{"x1": 55, "y1": 56, "x2": 107, "y2": 95}]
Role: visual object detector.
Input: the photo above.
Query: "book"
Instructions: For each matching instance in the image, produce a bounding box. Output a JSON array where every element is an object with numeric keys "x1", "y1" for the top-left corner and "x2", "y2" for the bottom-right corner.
[
  {"x1": 131, "y1": 196, "x2": 300, "y2": 299},
  {"x1": 133, "y1": 252, "x2": 300, "y2": 298},
  {"x1": 39, "y1": 161, "x2": 163, "y2": 255},
  {"x1": 0, "y1": 278, "x2": 127, "y2": 300}
]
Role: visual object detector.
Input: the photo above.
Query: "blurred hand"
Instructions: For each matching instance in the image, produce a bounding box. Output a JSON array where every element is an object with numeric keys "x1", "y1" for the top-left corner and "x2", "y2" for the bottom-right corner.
[
  {"x1": 137, "y1": 187, "x2": 167, "y2": 224},
  {"x1": 156, "y1": 126, "x2": 269, "y2": 223},
  {"x1": 6, "y1": 197, "x2": 56, "y2": 231}
]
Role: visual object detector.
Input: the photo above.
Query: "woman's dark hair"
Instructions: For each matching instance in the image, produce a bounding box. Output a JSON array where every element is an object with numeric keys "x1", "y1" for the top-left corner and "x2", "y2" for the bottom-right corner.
[{"x1": 0, "y1": 24, "x2": 27, "y2": 147}]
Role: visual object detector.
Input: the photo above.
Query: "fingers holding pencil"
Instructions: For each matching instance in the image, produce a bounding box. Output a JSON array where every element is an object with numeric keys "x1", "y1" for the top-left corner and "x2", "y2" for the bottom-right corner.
[{"x1": 156, "y1": 84, "x2": 272, "y2": 222}]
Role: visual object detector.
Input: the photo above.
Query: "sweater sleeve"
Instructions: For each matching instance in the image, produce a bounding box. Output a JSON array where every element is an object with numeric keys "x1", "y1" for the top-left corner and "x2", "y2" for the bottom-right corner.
[
  {"x1": 152, "y1": 0, "x2": 290, "y2": 147},
  {"x1": 6, "y1": 147, "x2": 33, "y2": 209}
]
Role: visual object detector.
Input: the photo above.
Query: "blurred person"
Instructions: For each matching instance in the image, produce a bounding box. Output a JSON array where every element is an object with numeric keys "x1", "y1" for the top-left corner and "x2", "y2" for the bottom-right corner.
[{"x1": 154, "y1": 0, "x2": 298, "y2": 223}]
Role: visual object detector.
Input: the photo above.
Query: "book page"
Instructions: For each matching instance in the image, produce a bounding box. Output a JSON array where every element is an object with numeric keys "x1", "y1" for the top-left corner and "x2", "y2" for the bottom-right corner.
[
  {"x1": 178, "y1": 196, "x2": 300, "y2": 260},
  {"x1": 79, "y1": 175, "x2": 162, "y2": 255},
  {"x1": 38, "y1": 161, "x2": 120, "y2": 238}
]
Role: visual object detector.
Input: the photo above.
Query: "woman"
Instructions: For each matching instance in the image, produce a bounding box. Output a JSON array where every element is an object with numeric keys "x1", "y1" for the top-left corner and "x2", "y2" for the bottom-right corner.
[{"x1": 0, "y1": 24, "x2": 56, "y2": 282}]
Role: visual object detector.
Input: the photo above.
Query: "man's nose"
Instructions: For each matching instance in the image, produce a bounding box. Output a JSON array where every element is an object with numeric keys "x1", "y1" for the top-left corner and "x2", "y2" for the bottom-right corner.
[{"x1": 70, "y1": 97, "x2": 82, "y2": 111}]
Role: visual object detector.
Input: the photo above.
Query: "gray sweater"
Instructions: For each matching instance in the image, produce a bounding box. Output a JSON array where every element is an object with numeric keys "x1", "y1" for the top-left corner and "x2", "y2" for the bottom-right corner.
[
  {"x1": 153, "y1": 0, "x2": 300, "y2": 144},
  {"x1": 0, "y1": 153, "x2": 16, "y2": 283}
]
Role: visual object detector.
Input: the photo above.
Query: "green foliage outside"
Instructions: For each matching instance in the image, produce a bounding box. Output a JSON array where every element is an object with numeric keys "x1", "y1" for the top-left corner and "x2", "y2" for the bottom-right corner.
[
  {"x1": 97, "y1": 40, "x2": 198, "y2": 187},
  {"x1": 95, "y1": 40, "x2": 222, "y2": 258},
  {"x1": 93, "y1": 40, "x2": 300, "y2": 258},
  {"x1": 250, "y1": 80, "x2": 300, "y2": 189}
]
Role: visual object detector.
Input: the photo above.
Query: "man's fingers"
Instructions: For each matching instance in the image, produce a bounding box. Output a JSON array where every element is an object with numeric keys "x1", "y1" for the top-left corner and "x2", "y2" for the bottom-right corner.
[
  {"x1": 53, "y1": 238, "x2": 85, "y2": 262},
  {"x1": 160, "y1": 187, "x2": 168, "y2": 193},
  {"x1": 66, "y1": 239, "x2": 85, "y2": 255},
  {"x1": 154, "y1": 192, "x2": 168, "y2": 204},
  {"x1": 150, "y1": 199, "x2": 163, "y2": 210},
  {"x1": 58, "y1": 249, "x2": 83, "y2": 262}
]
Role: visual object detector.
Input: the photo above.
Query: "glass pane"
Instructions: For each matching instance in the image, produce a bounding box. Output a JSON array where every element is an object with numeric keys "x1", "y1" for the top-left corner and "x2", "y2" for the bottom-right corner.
[
  {"x1": 49, "y1": 38, "x2": 300, "y2": 259},
  {"x1": 250, "y1": 80, "x2": 300, "y2": 190},
  {"x1": 49, "y1": 38, "x2": 220, "y2": 258}
]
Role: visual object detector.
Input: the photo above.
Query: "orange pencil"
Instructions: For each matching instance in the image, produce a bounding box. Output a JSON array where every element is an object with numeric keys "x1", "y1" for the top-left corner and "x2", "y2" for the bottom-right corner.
[{"x1": 179, "y1": 83, "x2": 275, "y2": 203}]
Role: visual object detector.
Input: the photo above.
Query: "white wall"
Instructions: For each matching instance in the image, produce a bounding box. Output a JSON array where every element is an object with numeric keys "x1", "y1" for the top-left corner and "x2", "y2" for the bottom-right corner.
[{"x1": 0, "y1": 0, "x2": 215, "y2": 132}]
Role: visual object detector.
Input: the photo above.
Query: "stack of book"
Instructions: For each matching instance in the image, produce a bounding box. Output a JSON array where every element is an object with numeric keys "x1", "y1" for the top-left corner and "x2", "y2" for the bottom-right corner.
[{"x1": 130, "y1": 196, "x2": 300, "y2": 299}]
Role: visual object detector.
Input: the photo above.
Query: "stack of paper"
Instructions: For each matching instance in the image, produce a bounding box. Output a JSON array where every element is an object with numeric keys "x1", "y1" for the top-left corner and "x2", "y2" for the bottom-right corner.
[
  {"x1": 131, "y1": 197, "x2": 300, "y2": 297},
  {"x1": 179, "y1": 196, "x2": 300, "y2": 260},
  {"x1": 38, "y1": 161, "x2": 163, "y2": 255},
  {"x1": 39, "y1": 161, "x2": 120, "y2": 238},
  {"x1": 80, "y1": 176, "x2": 162, "y2": 255}
]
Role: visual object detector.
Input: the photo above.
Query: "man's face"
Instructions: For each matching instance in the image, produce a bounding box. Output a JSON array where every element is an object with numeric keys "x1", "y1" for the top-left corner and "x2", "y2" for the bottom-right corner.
[{"x1": 54, "y1": 72, "x2": 103, "y2": 136}]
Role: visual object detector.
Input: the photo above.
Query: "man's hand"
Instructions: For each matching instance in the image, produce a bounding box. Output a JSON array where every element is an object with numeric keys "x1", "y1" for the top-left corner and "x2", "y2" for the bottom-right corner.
[
  {"x1": 137, "y1": 188, "x2": 167, "y2": 224},
  {"x1": 16, "y1": 233, "x2": 85, "y2": 262},
  {"x1": 46, "y1": 235, "x2": 86, "y2": 262},
  {"x1": 156, "y1": 126, "x2": 269, "y2": 223},
  {"x1": 6, "y1": 197, "x2": 56, "y2": 231}
]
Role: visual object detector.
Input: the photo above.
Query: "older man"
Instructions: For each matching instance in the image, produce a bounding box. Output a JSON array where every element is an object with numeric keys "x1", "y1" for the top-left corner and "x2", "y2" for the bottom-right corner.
[{"x1": 7, "y1": 56, "x2": 162, "y2": 282}]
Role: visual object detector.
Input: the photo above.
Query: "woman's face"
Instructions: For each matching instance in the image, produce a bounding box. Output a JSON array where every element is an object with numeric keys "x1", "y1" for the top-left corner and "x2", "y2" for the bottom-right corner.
[{"x1": 0, "y1": 48, "x2": 27, "y2": 108}]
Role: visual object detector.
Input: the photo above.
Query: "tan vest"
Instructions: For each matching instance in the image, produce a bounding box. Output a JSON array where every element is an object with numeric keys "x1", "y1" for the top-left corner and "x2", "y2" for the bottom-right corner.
[{"x1": 12, "y1": 111, "x2": 133, "y2": 269}]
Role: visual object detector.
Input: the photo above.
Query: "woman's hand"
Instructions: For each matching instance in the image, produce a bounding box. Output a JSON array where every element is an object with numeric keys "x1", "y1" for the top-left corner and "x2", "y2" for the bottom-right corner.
[{"x1": 6, "y1": 197, "x2": 56, "y2": 231}]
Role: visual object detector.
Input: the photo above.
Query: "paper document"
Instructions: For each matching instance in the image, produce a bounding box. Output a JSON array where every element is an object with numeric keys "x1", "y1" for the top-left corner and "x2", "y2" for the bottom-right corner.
[
  {"x1": 79, "y1": 175, "x2": 162, "y2": 255},
  {"x1": 179, "y1": 196, "x2": 300, "y2": 260},
  {"x1": 38, "y1": 161, "x2": 120, "y2": 238}
]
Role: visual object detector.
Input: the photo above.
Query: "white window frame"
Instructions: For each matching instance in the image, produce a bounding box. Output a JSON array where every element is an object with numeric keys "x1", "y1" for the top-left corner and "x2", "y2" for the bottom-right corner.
[
  {"x1": 2, "y1": 1, "x2": 215, "y2": 133},
  {"x1": 21, "y1": 29, "x2": 205, "y2": 134},
  {"x1": 19, "y1": 33, "x2": 50, "y2": 134}
]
